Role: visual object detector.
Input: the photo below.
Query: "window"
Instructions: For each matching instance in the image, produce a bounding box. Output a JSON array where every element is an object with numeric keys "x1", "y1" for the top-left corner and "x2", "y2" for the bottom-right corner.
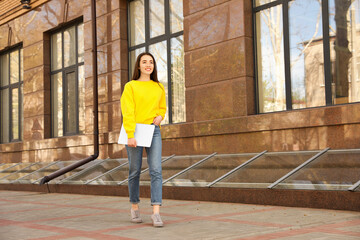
[
  {"x1": 254, "y1": 0, "x2": 360, "y2": 113},
  {"x1": 128, "y1": 0, "x2": 185, "y2": 124},
  {"x1": 0, "y1": 46, "x2": 23, "y2": 143},
  {"x1": 51, "y1": 22, "x2": 85, "y2": 137}
]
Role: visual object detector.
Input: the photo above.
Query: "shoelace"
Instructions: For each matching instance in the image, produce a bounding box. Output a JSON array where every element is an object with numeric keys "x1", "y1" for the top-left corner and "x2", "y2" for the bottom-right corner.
[
  {"x1": 132, "y1": 210, "x2": 140, "y2": 219},
  {"x1": 153, "y1": 214, "x2": 162, "y2": 222}
]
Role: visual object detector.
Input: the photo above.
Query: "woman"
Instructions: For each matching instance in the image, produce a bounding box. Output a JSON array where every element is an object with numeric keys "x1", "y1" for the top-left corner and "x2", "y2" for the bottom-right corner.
[{"x1": 121, "y1": 52, "x2": 166, "y2": 227}]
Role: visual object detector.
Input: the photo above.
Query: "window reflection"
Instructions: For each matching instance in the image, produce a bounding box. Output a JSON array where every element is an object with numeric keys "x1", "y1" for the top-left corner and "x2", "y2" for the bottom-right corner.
[
  {"x1": 0, "y1": 48, "x2": 23, "y2": 143},
  {"x1": 149, "y1": 41, "x2": 169, "y2": 124},
  {"x1": 51, "y1": 32, "x2": 62, "y2": 71},
  {"x1": 0, "y1": 54, "x2": 9, "y2": 87},
  {"x1": 150, "y1": 0, "x2": 165, "y2": 38},
  {"x1": 171, "y1": 36, "x2": 185, "y2": 123},
  {"x1": 255, "y1": 0, "x2": 278, "y2": 7},
  {"x1": 51, "y1": 22, "x2": 84, "y2": 137},
  {"x1": 51, "y1": 72, "x2": 63, "y2": 137},
  {"x1": 78, "y1": 23, "x2": 84, "y2": 63},
  {"x1": 20, "y1": 49, "x2": 23, "y2": 82},
  {"x1": 330, "y1": 0, "x2": 360, "y2": 104},
  {"x1": 66, "y1": 72, "x2": 77, "y2": 134},
  {"x1": 64, "y1": 26, "x2": 76, "y2": 68},
  {"x1": 129, "y1": 0, "x2": 145, "y2": 46},
  {"x1": 129, "y1": 0, "x2": 185, "y2": 124},
  {"x1": 1, "y1": 89, "x2": 9, "y2": 143},
  {"x1": 10, "y1": 51, "x2": 19, "y2": 84},
  {"x1": 170, "y1": 0, "x2": 183, "y2": 33},
  {"x1": 256, "y1": 0, "x2": 360, "y2": 112},
  {"x1": 256, "y1": 6, "x2": 286, "y2": 113},
  {"x1": 78, "y1": 66, "x2": 85, "y2": 134},
  {"x1": 12, "y1": 88, "x2": 19, "y2": 140},
  {"x1": 289, "y1": 0, "x2": 325, "y2": 109}
]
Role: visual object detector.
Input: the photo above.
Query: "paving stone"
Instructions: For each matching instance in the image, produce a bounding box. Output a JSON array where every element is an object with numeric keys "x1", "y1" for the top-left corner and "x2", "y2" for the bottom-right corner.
[
  {"x1": 225, "y1": 207, "x2": 360, "y2": 228},
  {"x1": 276, "y1": 232, "x2": 360, "y2": 240},
  {"x1": 108, "y1": 219, "x2": 280, "y2": 240},
  {"x1": 340, "y1": 225, "x2": 360, "y2": 233},
  {"x1": 0, "y1": 190, "x2": 359, "y2": 240},
  {"x1": 0, "y1": 225, "x2": 60, "y2": 240}
]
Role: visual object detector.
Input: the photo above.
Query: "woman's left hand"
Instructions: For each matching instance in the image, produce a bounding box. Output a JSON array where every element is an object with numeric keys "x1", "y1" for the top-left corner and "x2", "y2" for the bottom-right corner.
[{"x1": 153, "y1": 116, "x2": 163, "y2": 126}]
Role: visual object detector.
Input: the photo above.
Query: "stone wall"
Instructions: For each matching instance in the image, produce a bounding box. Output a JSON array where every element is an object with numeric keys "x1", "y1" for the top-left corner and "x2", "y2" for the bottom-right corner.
[
  {"x1": 0, "y1": 0, "x2": 128, "y2": 162},
  {"x1": 0, "y1": 0, "x2": 50, "y2": 25},
  {"x1": 1, "y1": 0, "x2": 360, "y2": 163}
]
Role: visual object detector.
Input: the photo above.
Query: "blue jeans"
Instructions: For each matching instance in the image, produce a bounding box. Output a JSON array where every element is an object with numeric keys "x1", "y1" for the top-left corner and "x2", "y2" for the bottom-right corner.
[{"x1": 125, "y1": 125, "x2": 162, "y2": 205}]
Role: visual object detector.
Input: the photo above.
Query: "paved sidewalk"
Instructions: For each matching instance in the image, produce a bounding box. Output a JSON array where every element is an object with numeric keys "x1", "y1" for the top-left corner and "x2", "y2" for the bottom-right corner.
[{"x1": 0, "y1": 190, "x2": 359, "y2": 240}]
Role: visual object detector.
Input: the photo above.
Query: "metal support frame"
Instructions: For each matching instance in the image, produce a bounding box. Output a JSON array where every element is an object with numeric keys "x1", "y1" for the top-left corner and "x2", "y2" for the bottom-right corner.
[
  {"x1": 57, "y1": 159, "x2": 107, "y2": 184},
  {"x1": 0, "y1": 162, "x2": 38, "y2": 180},
  {"x1": 85, "y1": 160, "x2": 129, "y2": 184},
  {"x1": 117, "y1": 154, "x2": 176, "y2": 185},
  {"x1": 13, "y1": 162, "x2": 59, "y2": 183},
  {"x1": 348, "y1": 179, "x2": 360, "y2": 192},
  {"x1": 268, "y1": 147, "x2": 330, "y2": 189},
  {"x1": 206, "y1": 150, "x2": 267, "y2": 188},
  {"x1": 162, "y1": 152, "x2": 217, "y2": 184},
  {"x1": 33, "y1": 177, "x2": 44, "y2": 184},
  {"x1": 0, "y1": 162, "x2": 23, "y2": 173}
]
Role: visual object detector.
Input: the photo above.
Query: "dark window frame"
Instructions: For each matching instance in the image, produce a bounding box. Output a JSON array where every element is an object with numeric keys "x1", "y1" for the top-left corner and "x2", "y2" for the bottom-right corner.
[
  {"x1": 50, "y1": 20, "x2": 84, "y2": 137},
  {"x1": 127, "y1": 0, "x2": 184, "y2": 124},
  {"x1": 253, "y1": 0, "x2": 336, "y2": 114},
  {"x1": 0, "y1": 44, "x2": 23, "y2": 143}
]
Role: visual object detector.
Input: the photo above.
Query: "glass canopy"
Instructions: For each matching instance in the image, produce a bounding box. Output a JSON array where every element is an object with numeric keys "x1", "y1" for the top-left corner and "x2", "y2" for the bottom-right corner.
[
  {"x1": 46, "y1": 159, "x2": 102, "y2": 184},
  {"x1": 0, "y1": 163, "x2": 35, "y2": 179},
  {"x1": 274, "y1": 149, "x2": 360, "y2": 190},
  {"x1": 141, "y1": 154, "x2": 213, "y2": 186},
  {"x1": 163, "y1": 153, "x2": 257, "y2": 187},
  {"x1": 86, "y1": 158, "x2": 148, "y2": 185},
  {"x1": 212, "y1": 151, "x2": 318, "y2": 188},
  {"x1": 14, "y1": 161, "x2": 81, "y2": 184},
  {"x1": 0, "y1": 162, "x2": 45, "y2": 183},
  {"x1": 0, "y1": 149, "x2": 359, "y2": 192},
  {"x1": 60, "y1": 158, "x2": 128, "y2": 185},
  {"x1": 0, "y1": 163, "x2": 22, "y2": 171}
]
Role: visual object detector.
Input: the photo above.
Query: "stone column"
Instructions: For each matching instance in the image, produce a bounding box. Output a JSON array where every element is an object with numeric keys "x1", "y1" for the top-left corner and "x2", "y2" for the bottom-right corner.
[{"x1": 184, "y1": 0, "x2": 254, "y2": 122}]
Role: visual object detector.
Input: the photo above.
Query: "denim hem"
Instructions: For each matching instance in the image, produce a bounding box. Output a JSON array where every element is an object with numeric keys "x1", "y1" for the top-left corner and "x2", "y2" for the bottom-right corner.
[
  {"x1": 130, "y1": 201, "x2": 140, "y2": 204},
  {"x1": 151, "y1": 202, "x2": 162, "y2": 206}
]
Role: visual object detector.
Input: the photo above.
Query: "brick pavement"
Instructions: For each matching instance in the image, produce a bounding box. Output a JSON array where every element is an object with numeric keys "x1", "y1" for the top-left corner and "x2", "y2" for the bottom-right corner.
[{"x1": 0, "y1": 190, "x2": 359, "y2": 240}]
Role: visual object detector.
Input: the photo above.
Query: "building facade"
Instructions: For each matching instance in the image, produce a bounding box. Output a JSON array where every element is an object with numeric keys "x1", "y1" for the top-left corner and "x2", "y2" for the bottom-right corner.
[{"x1": 0, "y1": 0, "x2": 360, "y2": 163}]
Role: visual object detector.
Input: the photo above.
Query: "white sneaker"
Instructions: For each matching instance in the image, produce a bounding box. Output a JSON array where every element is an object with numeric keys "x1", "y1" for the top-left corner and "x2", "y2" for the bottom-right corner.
[
  {"x1": 130, "y1": 209, "x2": 142, "y2": 223},
  {"x1": 151, "y1": 213, "x2": 164, "y2": 227}
]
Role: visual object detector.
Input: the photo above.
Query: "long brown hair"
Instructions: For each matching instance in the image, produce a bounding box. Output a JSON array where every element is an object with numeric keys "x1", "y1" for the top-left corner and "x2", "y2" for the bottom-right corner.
[{"x1": 132, "y1": 52, "x2": 159, "y2": 83}]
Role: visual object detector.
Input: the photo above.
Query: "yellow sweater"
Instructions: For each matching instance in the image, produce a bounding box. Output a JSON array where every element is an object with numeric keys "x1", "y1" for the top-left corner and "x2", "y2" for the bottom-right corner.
[{"x1": 121, "y1": 80, "x2": 166, "y2": 138}]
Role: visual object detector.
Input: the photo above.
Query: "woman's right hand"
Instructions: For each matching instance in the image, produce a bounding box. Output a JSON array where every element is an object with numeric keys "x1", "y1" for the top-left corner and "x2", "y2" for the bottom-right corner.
[{"x1": 127, "y1": 138, "x2": 137, "y2": 147}]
